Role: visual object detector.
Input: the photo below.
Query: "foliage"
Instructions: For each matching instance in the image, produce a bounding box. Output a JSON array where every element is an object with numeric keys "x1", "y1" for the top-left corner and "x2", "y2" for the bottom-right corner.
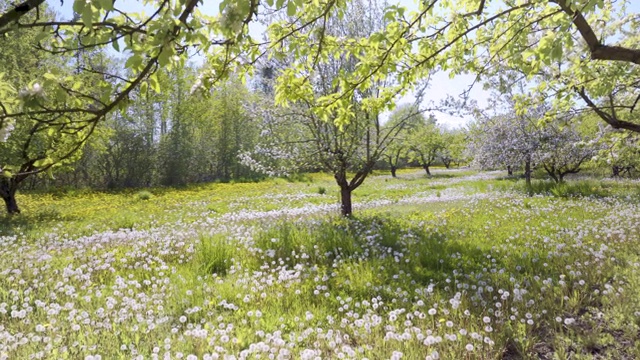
[
  {"x1": 406, "y1": 114, "x2": 445, "y2": 176},
  {"x1": 243, "y1": 0, "x2": 424, "y2": 216},
  {"x1": 0, "y1": 1, "x2": 107, "y2": 213},
  {"x1": 438, "y1": 127, "x2": 468, "y2": 168},
  {"x1": 136, "y1": 190, "x2": 153, "y2": 201},
  {"x1": 0, "y1": 1, "x2": 638, "y2": 174}
]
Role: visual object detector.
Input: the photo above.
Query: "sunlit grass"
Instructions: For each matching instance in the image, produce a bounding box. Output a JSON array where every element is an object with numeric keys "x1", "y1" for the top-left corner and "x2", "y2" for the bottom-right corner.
[{"x1": 1, "y1": 169, "x2": 640, "y2": 359}]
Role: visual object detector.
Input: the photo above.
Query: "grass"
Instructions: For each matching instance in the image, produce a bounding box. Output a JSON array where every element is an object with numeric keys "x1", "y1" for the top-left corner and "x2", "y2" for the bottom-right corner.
[{"x1": 1, "y1": 168, "x2": 640, "y2": 359}]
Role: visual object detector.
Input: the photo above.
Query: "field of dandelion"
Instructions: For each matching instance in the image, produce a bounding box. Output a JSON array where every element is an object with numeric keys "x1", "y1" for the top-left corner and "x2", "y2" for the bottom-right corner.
[{"x1": 1, "y1": 169, "x2": 640, "y2": 360}]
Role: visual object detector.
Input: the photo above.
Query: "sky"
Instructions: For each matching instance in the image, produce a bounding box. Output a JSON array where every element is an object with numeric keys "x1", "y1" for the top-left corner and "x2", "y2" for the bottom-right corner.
[{"x1": 48, "y1": 0, "x2": 638, "y2": 129}]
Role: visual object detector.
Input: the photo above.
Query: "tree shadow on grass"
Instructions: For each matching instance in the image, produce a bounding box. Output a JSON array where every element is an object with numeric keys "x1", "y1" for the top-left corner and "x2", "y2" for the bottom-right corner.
[{"x1": 0, "y1": 206, "x2": 72, "y2": 236}]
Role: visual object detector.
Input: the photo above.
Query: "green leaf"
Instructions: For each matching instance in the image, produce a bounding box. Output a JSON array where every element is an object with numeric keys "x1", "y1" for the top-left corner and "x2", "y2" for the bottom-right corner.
[
  {"x1": 111, "y1": 38, "x2": 120, "y2": 52},
  {"x1": 551, "y1": 42, "x2": 563, "y2": 61},
  {"x1": 286, "y1": 1, "x2": 296, "y2": 16},
  {"x1": 98, "y1": 0, "x2": 113, "y2": 10},
  {"x1": 82, "y1": 6, "x2": 94, "y2": 28},
  {"x1": 34, "y1": 31, "x2": 49, "y2": 43},
  {"x1": 33, "y1": 158, "x2": 54, "y2": 168},
  {"x1": 148, "y1": 73, "x2": 161, "y2": 93},
  {"x1": 158, "y1": 49, "x2": 171, "y2": 67},
  {"x1": 125, "y1": 54, "x2": 142, "y2": 69},
  {"x1": 72, "y1": 0, "x2": 85, "y2": 15}
]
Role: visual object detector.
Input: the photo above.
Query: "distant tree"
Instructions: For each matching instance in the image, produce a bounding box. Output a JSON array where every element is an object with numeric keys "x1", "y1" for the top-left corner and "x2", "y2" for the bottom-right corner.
[
  {"x1": 537, "y1": 124, "x2": 598, "y2": 183},
  {"x1": 470, "y1": 112, "x2": 539, "y2": 187},
  {"x1": 438, "y1": 128, "x2": 468, "y2": 168},
  {"x1": 382, "y1": 104, "x2": 425, "y2": 177},
  {"x1": 406, "y1": 115, "x2": 443, "y2": 177},
  {"x1": 245, "y1": 0, "x2": 429, "y2": 216}
]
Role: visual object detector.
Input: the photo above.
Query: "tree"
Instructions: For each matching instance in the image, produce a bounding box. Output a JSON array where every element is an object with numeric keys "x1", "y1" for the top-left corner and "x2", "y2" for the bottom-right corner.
[
  {"x1": 406, "y1": 115, "x2": 444, "y2": 177},
  {"x1": 536, "y1": 124, "x2": 597, "y2": 183},
  {"x1": 0, "y1": 1, "x2": 107, "y2": 213},
  {"x1": 264, "y1": 0, "x2": 640, "y2": 135},
  {"x1": 0, "y1": 0, "x2": 245, "y2": 202},
  {"x1": 382, "y1": 104, "x2": 425, "y2": 177},
  {"x1": 470, "y1": 111, "x2": 540, "y2": 187},
  {"x1": 438, "y1": 128, "x2": 468, "y2": 168},
  {"x1": 246, "y1": 0, "x2": 430, "y2": 216},
  {"x1": 595, "y1": 129, "x2": 640, "y2": 177}
]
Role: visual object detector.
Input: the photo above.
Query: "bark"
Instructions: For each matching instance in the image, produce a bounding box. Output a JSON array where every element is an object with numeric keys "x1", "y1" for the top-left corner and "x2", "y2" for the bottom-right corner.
[
  {"x1": 507, "y1": 165, "x2": 513, "y2": 176},
  {"x1": 544, "y1": 165, "x2": 560, "y2": 183},
  {"x1": 390, "y1": 166, "x2": 397, "y2": 178},
  {"x1": 340, "y1": 185, "x2": 352, "y2": 217},
  {"x1": 443, "y1": 160, "x2": 451, "y2": 169},
  {"x1": 552, "y1": 0, "x2": 640, "y2": 65},
  {"x1": 0, "y1": 0, "x2": 45, "y2": 31},
  {"x1": 576, "y1": 88, "x2": 640, "y2": 133},
  {"x1": 2, "y1": 193, "x2": 20, "y2": 214},
  {"x1": 612, "y1": 166, "x2": 620, "y2": 177},
  {"x1": 335, "y1": 169, "x2": 353, "y2": 217},
  {"x1": 524, "y1": 160, "x2": 532, "y2": 193},
  {"x1": 423, "y1": 164, "x2": 431, "y2": 176},
  {"x1": 0, "y1": 179, "x2": 20, "y2": 214}
]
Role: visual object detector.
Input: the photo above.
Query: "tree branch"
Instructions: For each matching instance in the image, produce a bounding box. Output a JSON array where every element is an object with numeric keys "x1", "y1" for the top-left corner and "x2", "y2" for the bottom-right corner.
[
  {"x1": 551, "y1": 0, "x2": 640, "y2": 64},
  {"x1": 576, "y1": 87, "x2": 640, "y2": 132},
  {"x1": 0, "y1": 0, "x2": 45, "y2": 31}
]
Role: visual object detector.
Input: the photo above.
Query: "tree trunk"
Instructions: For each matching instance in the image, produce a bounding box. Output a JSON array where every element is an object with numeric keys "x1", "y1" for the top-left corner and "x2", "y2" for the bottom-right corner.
[
  {"x1": 443, "y1": 160, "x2": 451, "y2": 169},
  {"x1": 390, "y1": 166, "x2": 397, "y2": 178},
  {"x1": 524, "y1": 160, "x2": 532, "y2": 195},
  {"x1": 612, "y1": 166, "x2": 620, "y2": 177},
  {"x1": 507, "y1": 165, "x2": 513, "y2": 176},
  {"x1": 2, "y1": 193, "x2": 19, "y2": 214},
  {"x1": 558, "y1": 173, "x2": 565, "y2": 183},
  {"x1": 340, "y1": 185, "x2": 352, "y2": 217},
  {"x1": 0, "y1": 180, "x2": 20, "y2": 215},
  {"x1": 334, "y1": 168, "x2": 353, "y2": 217},
  {"x1": 423, "y1": 165, "x2": 431, "y2": 176}
]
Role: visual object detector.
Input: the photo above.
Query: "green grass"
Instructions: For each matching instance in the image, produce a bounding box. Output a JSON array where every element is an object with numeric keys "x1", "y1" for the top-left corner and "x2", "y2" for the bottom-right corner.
[{"x1": 1, "y1": 169, "x2": 640, "y2": 359}]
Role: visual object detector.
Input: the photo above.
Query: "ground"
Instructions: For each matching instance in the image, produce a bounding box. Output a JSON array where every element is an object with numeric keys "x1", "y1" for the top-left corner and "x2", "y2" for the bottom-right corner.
[{"x1": 1, "y1": 169, "x2": 639, "y2": 359}]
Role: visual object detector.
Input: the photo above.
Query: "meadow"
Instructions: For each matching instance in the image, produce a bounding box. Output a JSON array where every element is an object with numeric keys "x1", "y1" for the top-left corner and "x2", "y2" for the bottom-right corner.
[{"x1": 1, "y1": 169, "x2": 640, "y2": 360}]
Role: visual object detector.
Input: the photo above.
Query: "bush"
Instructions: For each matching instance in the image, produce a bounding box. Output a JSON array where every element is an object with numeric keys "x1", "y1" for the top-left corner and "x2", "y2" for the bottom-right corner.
[
  {"x1": 136, "y1": 190, "x2": 153, "y2": 201},
  {"x1": 317, "y1": 186, "x2": 327, "y2": 195}
]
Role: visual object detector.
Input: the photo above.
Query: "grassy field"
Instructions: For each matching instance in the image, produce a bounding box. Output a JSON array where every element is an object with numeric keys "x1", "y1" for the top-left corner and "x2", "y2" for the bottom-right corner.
[{"x1": 1, "y1": 169, "x2": 640, "y2": 359}]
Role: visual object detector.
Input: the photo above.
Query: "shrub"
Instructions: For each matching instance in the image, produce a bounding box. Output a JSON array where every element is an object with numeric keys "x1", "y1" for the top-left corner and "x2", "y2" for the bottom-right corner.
[{"x1": 136, "y1": 190, "x2": 153, "y2": 201}]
